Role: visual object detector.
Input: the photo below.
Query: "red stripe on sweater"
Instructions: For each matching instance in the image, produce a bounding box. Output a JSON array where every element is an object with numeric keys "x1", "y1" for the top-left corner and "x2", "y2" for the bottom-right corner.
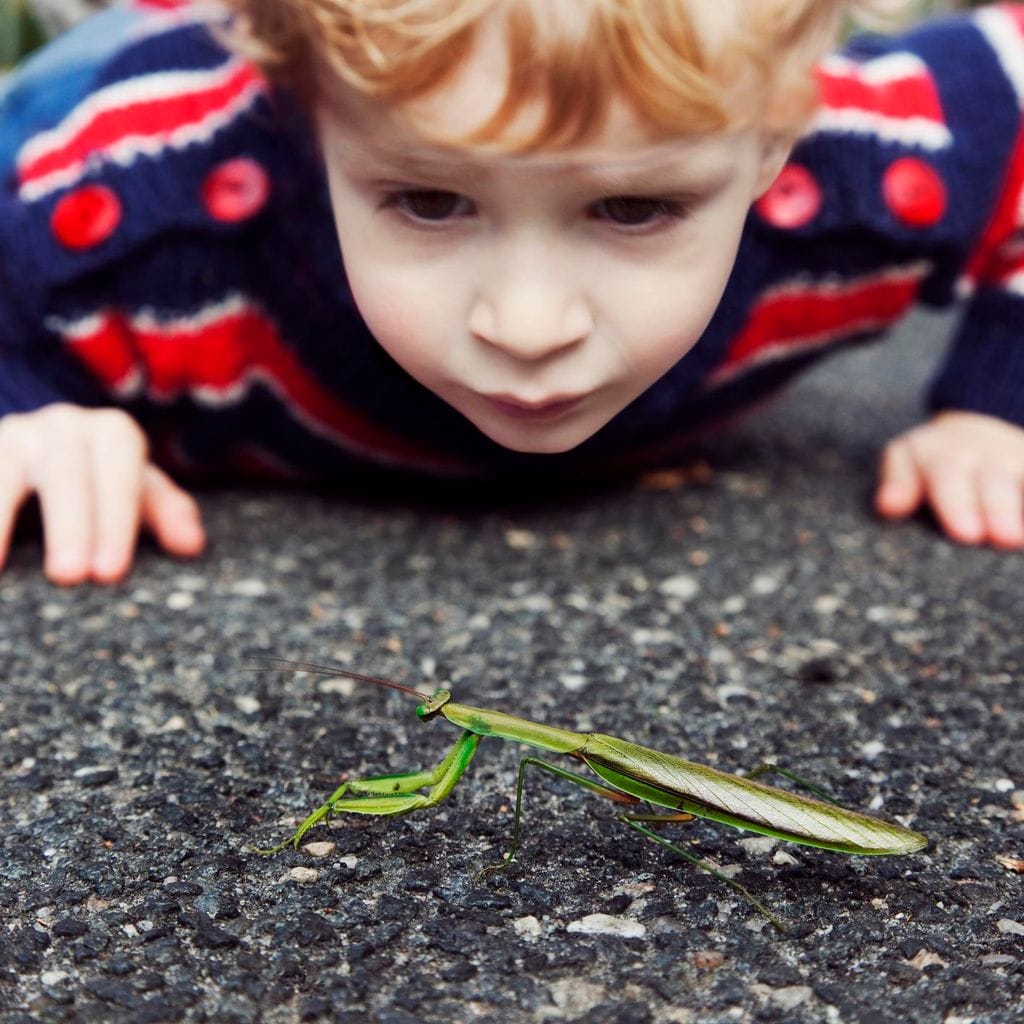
[
  {"x1": 815, "y1": 60, "x2": 946, "y2": 125},
  {"x1": 64, "y1": 315, "x2": 141, "y2": 395},
  {"x1": 60, "y1": 304, "x2": 464, "y2": 471},
  {"x1": 17, "y1": 61, "x2": 263, "y2": 189},
  {"x1": 962, "y1": 128, "x2": 1024, "y2": 287},
  {"x1": 714, "y1": 271, "x2": 924, "y2": 380}
]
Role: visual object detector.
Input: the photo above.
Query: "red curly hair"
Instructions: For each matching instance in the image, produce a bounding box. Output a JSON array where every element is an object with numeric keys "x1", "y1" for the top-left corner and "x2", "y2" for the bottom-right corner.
[{"x1": 222, "y1": 0, "x2": 910, "y2": 149}]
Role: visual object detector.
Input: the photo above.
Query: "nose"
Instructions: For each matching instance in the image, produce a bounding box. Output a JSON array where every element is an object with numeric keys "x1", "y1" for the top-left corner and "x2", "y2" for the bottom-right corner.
[{"x1": 468, "y1": 263, "x2": 593, "y2": 362}]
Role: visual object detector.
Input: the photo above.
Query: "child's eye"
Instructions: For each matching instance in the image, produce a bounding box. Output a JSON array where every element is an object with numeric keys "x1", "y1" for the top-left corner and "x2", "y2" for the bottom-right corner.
[
  {"x1": 591, "y1": 196, "x2": 686, "y2": 229},
  {"x1": 382, "y1": 190, "x2": 473, "y2": 223}
]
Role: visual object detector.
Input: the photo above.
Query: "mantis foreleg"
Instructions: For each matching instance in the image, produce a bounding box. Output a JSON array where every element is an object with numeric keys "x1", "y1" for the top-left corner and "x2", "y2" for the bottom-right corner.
[{"x1": 252, "y1": 730, "x2": 482, "y2": 854}]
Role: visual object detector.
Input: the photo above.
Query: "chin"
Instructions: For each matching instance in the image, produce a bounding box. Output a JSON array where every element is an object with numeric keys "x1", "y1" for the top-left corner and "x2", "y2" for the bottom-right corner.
[{"x1": 471, "y1": 417, "x2": 600, "y2": 455}]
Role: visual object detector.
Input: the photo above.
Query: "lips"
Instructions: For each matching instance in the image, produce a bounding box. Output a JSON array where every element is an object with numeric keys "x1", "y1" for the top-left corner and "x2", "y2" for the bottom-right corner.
[{"x1": 482, "y1": 393, "x2": 584, "y2": 421}]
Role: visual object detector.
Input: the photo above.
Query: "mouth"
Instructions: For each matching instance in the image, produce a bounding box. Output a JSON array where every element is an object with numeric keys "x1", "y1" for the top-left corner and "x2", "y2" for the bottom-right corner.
[{"x1": 481, "y1": 393, "x2": 585, "y2": 421}]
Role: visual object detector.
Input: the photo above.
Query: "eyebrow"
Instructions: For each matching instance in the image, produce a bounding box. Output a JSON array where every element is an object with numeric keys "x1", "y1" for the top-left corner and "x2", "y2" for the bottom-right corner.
[{"x1": 341, "y1": 140, "x2": 736, "y2": 194}]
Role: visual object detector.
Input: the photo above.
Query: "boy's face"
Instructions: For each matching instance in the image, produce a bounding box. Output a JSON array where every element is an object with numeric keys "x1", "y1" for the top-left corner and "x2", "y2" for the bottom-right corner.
[{"x1": 315, "y1": 27, "x2": 787, "y2": 454}]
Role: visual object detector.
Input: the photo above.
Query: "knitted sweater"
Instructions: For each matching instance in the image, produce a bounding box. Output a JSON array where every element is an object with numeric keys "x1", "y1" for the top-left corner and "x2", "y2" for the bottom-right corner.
[{"x1": 3, "y1": 0, "x2": 1024, "y2": 481}]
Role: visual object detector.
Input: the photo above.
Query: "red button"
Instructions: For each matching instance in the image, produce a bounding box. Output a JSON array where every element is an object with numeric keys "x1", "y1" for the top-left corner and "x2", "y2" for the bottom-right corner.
[
  {"x1": 755, "y1": 164, "x2": 822, "y2": 229},
  {"x1": 882, "y1": 157, "x2": 946, "y2": 227},
  {"x1": 202, "y1": 158, "x2": 270, "y2": 223},
  {"x1": 51, "y1": 185, "x2": 122, "y2": 250}
]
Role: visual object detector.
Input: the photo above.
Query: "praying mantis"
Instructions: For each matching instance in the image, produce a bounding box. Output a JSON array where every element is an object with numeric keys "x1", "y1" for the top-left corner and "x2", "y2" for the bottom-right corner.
[{"x1": 253, "y1": 659, "x2": 927, "y2": 930}]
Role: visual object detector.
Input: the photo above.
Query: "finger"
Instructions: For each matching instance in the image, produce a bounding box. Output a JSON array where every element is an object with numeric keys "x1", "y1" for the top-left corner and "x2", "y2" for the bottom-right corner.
[
  {"x1": 34, "y1": 432, "x2": 94, "y2": 585},
  {"x1": 88, "y1": 413, "x2": 147, "y2": 583},
  {"x1": 925, "y1": 466, "x2": 984, "y2": 545},
  {"x1": 978, "y1": 469, "x2": 1024, "y2": 550},
  {"x1": 0, "y1": 457, "x2": 30, "y2": 572},
  {"x1": 140, "y1": 465, "x2": 206, "y2": 558},
  {"x1": 875, "y1": 439, "x2": 925, "y2": 519}
]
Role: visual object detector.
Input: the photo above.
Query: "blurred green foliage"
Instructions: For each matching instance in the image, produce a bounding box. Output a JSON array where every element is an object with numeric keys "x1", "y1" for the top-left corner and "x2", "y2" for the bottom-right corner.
[
  {"x1": 1, "y1": 0, "x2": 48, "y2": 69},
  {"x1": 0, "y1": 0, "x2": 1002, "y2": 73}
]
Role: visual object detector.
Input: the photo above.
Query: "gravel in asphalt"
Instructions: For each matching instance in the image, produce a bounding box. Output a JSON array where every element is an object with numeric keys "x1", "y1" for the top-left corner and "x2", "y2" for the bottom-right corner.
[{"x1": 1, "y1": 313, "x2": 1022, "y2": 1023}]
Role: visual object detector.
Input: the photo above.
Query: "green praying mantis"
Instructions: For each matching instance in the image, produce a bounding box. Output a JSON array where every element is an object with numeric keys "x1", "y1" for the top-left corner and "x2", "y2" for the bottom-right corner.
[{"x1": 253, "y1": 659, "x2": 927, "y2": 930}]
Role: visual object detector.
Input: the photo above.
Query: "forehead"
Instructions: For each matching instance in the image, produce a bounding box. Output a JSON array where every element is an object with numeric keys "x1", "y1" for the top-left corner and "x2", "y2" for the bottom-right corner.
[{"x1": 318, "y1": 95, "x2": 750, "y2": 193}]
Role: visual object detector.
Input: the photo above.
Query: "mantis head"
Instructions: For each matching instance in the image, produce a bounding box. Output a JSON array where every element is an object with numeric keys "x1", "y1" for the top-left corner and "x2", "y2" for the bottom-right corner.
[{"x1": 417, "y1": 688, "x2": 453, "y2": 721}]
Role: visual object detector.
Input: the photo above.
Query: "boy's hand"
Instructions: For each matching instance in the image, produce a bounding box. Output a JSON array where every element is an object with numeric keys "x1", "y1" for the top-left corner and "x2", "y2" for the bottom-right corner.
[
  {"x1": 0, "y1": 403, "x2": 205, "y2": 584},
  {"x1": 876, "y1": 410, "x2": 1024, "y2": 549}
]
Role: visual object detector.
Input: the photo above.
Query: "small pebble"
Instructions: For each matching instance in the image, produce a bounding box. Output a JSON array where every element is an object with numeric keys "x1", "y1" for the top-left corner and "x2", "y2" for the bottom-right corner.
[
  {"x1": 318, "y1": 677, "x2": 356, "y2": 696},
  {"x1": 513, "y1": 915, "x2": 542, "y2": 939},
  {"x1": 230, "y1": 578, "x2": 268, "y2": 597},
  {"x1": 658, "y1": 574, "x2": 699, "y2": 600},
  {"x1": 909, "y1": 949, "x2": 949, "y2": 970},
  {"x1": 285, "y1": 867, "x2": 320, "y2": 884},
  {"x1": 997, "y1": 919, "x2": 1024, "y2": 936},
  {"x1": 72, "y1": 766, "x2": 118, "y2": 787},
  {"x1": 566, "y1": 914, "x2": 645, "y2": 939},
  {"x1": 739, "y1": 837, "x2": 776, "y2": 856},
  {"x1": 750, "y1": 573, "x2": 781, "y2": 595},
  {"x1": 301, "y1": 842, "x2": 336, "y2": 858},
  {"x1": 504, "y1": 529, "x2": 535, "y2": 549},
  {"x1": 770, "y1": 986, "x2": 812, "y2": 1011},
  {"x1": 865, "y1": 605, "x2": 917, "y2": 624},
  {"x1": 631, "y1": 628, "x2": 677, "y2": 646},
  {"x1": 981, "y1": 954, "x2": 1017, "y2": 967},
  {"x1": 173, "y1": 574, "x2": 207, "y2": 591},
  {"x1": 692, "y1": 950, "x2": 725, "y2": 970},
  {"x1": 559, "y1": 673, "x2": 588, "y2": 692}
]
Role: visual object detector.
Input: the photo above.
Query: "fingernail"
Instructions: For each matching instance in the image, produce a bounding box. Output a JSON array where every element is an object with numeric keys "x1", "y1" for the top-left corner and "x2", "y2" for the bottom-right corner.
[
  {"x1": 92, "y1": 549, "x2": 125, "y2": 580},
  {"x1": 47, "y1": 549, "x2": 88, "y2": 582}
]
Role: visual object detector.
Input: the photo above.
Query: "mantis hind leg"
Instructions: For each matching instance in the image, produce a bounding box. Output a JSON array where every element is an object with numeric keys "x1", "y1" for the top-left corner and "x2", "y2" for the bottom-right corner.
[
  {"x1": 479, "y1": 755, "x2": 640, "y2": 878},
  {"x1": 743, "y1": 763, "x2": 844, "y2": 807},
  {"x1": 618, "y1": 817, "x2": 786, "y2": 933},
  {"x1": 252, "y1": 730, "x2": 482, "y2": 854}
]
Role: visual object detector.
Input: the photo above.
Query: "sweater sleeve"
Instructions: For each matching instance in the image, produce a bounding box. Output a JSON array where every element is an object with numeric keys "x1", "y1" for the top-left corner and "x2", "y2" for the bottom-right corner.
[
  {"x1": 0, "y1": 4, "x2": 149, "y2": 418},
  {"x1": 0, "y1": 181, "x2": 109, "y2": 417},
  {"x1": 928, "y1": 4, "x2": 1024, "y2": 426}
]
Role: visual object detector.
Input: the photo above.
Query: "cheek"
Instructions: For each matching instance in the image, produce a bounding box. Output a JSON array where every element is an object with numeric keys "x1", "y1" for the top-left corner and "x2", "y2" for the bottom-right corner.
[
  {"x1": 612, "y1": 272, "x2": 728, "y2": 382},
  {"x1": 343, "y1": 261, "x2": 447, "y2": 379},
  {"x1": 323, "y1": 173, "x2": 452, "y2": 381},
  {"x1": 619, "y1": 215, "x2": 749, "y2": 379}
]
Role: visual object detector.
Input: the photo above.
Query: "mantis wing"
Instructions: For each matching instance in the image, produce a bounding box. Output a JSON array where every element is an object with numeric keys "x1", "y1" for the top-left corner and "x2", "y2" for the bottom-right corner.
[{"x1": 581, "y1": 734, "x2": 926, "y2": 855}]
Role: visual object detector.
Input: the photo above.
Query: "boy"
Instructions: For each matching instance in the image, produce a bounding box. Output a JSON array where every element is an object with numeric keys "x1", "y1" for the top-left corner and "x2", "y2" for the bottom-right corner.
[{"x1": 1, "y1": 0, "x2": 1024, "y2": 586}]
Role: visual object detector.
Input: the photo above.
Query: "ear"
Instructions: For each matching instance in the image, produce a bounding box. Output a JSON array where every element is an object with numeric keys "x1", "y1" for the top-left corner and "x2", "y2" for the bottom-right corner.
[{"x1": 753, "y1": 133, "x2": 796, "y2": 198}]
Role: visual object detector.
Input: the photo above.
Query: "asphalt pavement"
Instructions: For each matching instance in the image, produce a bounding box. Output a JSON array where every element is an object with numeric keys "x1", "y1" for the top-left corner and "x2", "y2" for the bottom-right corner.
[{"x1": 1, "y1": 310, "x2": 1022, "y2": 1024}]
